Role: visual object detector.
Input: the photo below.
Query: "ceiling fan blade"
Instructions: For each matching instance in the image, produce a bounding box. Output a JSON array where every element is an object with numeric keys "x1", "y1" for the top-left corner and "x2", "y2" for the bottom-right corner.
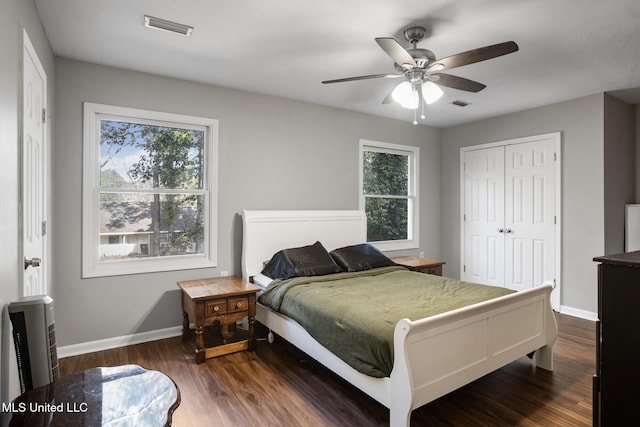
[
  {"x1": 382, "y1": 88, "x2": 395, "y2": 104},
  {"x1": 322, "y1": 73, "x2": 403, "y2": 84},
  {"x1": 434, "y1": 73, "x2": 486, "y2": 92},
  {"x1": 428, "y1": 41, "x2": 519, "y2": 71},
  {"x1": 375, "y1": 37, "x2": 417, "y2": 69}
]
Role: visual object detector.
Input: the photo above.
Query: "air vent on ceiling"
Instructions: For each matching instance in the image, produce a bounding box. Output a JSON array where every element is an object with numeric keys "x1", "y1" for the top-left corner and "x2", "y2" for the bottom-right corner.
[
  {"x1": 144, "y1": 15, "x2": 193, "y2": 37},
  {"x1": 452, "y1": 100, "x2": 470, "y2": 107}
]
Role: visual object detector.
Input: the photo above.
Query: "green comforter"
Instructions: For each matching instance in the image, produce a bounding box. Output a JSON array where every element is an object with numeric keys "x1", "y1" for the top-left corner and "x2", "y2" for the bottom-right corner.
[{"x1": 258, "y1": 266, "x2": 515, "y2": 377}]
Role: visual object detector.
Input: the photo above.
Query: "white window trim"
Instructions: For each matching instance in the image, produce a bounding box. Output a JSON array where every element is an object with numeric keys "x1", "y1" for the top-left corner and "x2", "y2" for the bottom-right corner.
[
  {"x1": 359, "y1": 139, "x2": 419, "y2": 251},
  {"x1": 82, "y1": 102, "x2": 218, "y2": 278}
]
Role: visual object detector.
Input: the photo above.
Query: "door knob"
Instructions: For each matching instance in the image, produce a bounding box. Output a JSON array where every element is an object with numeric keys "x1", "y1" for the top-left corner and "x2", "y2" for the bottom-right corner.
[
  {"x1": 497, "y1": 227, "x2": 504, "y2": 233},
  {"x1": 24, "y1": 257, "x2": 41, "y2": 270},
  {"x1": 505, "y1": 228, "x2": 512, "y2": 233}
]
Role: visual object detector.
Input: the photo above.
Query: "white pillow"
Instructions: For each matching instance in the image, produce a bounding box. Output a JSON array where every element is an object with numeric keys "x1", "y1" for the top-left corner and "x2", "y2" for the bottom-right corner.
[{"x1": 253, "y1": 273, "x2": 273, "y2": 290}]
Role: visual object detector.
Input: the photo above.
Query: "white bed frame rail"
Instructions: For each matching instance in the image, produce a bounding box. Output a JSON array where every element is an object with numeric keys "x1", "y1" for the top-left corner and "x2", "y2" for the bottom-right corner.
[{"x1": 242, "y1": 210, "x2": 558, "y2": 427}]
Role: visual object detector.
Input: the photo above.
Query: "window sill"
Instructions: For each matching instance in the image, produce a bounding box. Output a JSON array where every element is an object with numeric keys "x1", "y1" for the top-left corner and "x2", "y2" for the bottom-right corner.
[
  {"x1": 82, "y1": 255, "x2": 216, "y2": 278},
  {"x1": 369, "y1": 239, "x2": 419, "y2": 252}
]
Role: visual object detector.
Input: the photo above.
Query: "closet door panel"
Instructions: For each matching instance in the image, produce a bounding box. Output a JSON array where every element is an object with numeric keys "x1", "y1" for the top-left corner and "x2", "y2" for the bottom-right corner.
[
  {"x1": 504, "y1": 140, "x2": 556, "y2": 291},
  {"x1": 463, "y1": 147, "x2": 504, "y2": 286}
]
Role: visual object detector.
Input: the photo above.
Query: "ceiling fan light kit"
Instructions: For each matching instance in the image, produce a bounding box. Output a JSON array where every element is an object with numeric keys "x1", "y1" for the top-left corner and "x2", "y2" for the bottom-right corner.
[
  {"x1": 422, "y1": 81, "x2": 444, "y2": 104},
  {"x1": 322, "y1": 25, "x2": 519, "y2": 124},
  {"x1": 392, "y1": 81, "x2": 418, "y2": 108},
  {"x1": 391, "y1": 81, "x2": 443, "y2": 109}
]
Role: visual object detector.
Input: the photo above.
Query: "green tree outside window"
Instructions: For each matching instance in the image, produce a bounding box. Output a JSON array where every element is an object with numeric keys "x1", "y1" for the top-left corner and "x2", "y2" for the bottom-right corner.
[
  {"x1": 363, "y1": 150, "x2": 409, "y2": 242},
  {"x1": 99, "y1": 120, "x2": 206, "y2": 259}
]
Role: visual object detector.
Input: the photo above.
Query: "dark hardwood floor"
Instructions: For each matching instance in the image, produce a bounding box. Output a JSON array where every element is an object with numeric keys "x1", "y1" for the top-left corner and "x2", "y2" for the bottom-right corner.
[{"x1": 59, "y1": 313, "x2": 595, "y2": 426}]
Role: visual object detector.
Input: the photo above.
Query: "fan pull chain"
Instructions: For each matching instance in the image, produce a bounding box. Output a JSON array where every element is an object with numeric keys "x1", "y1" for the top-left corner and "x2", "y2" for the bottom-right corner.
[{"x1": 413, "y1": 83, "x2": 420, "y2": 125}]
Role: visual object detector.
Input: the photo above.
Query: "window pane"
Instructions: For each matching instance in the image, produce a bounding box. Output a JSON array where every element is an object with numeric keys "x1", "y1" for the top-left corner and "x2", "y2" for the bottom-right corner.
[
  {"x1": 99, "y1": 193, "x2": 205, "y2": 260},
  {"x1": 100, "y1": 120, "x2": 204, "y2": 190},
  {"x1": 363, "y1": 150, "x2": 408, "y2": 196},
  {"x1": 365, "y1": 197, "x2": 408, "y2": 241}
]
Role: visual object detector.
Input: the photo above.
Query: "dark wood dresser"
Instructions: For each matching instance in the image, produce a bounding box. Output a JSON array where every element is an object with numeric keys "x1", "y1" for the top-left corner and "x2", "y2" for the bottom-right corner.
[{"x1": 592, "y1": 251, "x2": 640, "y2": 426}]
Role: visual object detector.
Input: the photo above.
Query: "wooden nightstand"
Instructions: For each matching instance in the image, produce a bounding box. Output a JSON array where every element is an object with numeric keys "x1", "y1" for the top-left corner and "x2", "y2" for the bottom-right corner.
[
  {"x1": 177, "y1": 276, "x2": 260, "y2": 363},
  {"x1": 392, "y1": 256, "x2": 446, "y2": 276}
]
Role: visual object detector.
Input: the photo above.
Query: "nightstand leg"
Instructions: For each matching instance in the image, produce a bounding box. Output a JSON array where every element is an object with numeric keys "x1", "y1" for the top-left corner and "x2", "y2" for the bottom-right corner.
[
  {"x1": 195, "y1": 324, "x2": 205, "y2": 364},
  {"x1": 248, "y1": 315, "x2": 256, "y2": 351},
  {"x1": 182, "y1": 312, "x2": 189, "y2": 341}
]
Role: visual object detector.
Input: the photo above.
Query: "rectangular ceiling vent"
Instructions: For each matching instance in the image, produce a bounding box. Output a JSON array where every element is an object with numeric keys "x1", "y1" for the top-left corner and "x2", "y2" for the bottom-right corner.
[
  {"x1": 144, "y1": 15, "x2": 193, "y2": 37},
  {"x1": 452, "y1": 100, "x2": 470, "y2": 107}
]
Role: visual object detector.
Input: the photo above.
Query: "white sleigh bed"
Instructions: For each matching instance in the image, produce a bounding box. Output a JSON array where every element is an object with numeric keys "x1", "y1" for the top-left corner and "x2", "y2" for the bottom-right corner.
[{"x1": 241, "y1": 209, "x2": 558, "y2": 427}]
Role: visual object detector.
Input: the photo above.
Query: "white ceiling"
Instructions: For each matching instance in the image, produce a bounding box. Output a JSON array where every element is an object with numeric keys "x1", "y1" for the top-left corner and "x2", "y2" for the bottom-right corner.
[{"x1": 35, "y1": 0, "x2": 640, "y2": 128}]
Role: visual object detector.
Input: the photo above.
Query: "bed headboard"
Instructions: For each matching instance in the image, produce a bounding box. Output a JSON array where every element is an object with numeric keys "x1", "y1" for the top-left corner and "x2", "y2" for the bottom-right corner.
[{"x1": 241, "y1": 209, "x2": 367, "y2": 280}]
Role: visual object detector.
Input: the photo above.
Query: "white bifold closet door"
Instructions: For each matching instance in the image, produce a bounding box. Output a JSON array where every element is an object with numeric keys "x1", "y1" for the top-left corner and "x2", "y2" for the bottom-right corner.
[
  {"x1": 463, "y1": 146, "x2": 505, "y2": 288},
  {"x1": 463, "y1": 135, "x2": 558, "y2": 295}
]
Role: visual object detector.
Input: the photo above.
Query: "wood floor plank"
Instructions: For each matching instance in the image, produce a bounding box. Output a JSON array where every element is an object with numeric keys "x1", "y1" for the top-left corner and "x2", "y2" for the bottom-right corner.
[{"x1": 59, "y1": 313, "x2": 594, "y2": 426}]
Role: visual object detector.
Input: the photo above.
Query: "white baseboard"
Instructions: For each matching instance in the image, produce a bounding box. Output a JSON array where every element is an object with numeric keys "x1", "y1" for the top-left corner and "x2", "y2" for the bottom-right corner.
[
  {"x1": 57, "y1": 326, "x2": 182, "y2": 359},
  {"x1": 559, "y1": 305, "x2": 598, "y2": 321}
]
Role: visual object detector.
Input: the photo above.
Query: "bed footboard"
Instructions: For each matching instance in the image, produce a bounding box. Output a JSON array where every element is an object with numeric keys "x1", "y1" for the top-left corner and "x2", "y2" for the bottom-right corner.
[{"x1": 389, "y1": 284, "x2": 557, "y2": 427}]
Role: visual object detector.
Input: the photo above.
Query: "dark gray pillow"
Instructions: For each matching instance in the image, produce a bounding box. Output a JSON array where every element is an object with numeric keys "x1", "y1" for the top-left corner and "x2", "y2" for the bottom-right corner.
[
  {"x1": 261, "y1": 241, "x2": 343, "y2": 280},
  {"x1": 330, "y1": 243, "x2": 396, "y2": 272}
]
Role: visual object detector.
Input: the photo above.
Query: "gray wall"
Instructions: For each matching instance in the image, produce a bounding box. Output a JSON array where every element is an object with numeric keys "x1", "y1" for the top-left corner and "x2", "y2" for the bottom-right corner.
[
  {"x1": 1, "y1": 0, "x2": 55, "y2": 405},
  {"x1": 603, "y1": 94, "x2": 635, "y2": 254},
  {"x1": 53, "y1": 58, "x2": 442, "y2": 347},
  {"x1": 636, "y1": 105, "x2": 640, "y2": 201},
  {"x1": 442, "y1": 94, "x2": 606, "y2": 316},
  {"x1": 633, "y1": 104, "x2": 640, "y2": 203}
]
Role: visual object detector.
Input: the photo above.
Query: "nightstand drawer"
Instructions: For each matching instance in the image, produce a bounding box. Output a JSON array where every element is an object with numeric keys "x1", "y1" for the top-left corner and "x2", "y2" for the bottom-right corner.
[
  {"x1": 228, "y1": 297, "x2": 249, "y2": 313},
  {"x1": 418, "y1": 265, "x2": 443, "y2": 276},
  {"x1": 206, "y1": 299, "x2": 228, "y2": 316}
]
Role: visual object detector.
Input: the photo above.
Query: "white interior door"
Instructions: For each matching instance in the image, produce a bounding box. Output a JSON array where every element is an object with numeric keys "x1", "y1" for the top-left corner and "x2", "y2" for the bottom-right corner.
[
  {"x1": 463, "y1": 146, "x2": 505, "y2": 287},
  {"x1": 21, "y1": 29, "x2": 47, "y2": 297},
  {"x1": 504, "y1": 139, "x2": 557, "y2": 292}
]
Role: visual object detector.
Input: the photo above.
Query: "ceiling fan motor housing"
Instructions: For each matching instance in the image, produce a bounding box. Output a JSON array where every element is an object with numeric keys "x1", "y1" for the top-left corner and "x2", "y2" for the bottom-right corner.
[
  {"x1": 392, "y1": 26, "x2": 436, "y2": 70},
  {"x1": 394, "y1": 47, "x2": 436, "y2": 73}
]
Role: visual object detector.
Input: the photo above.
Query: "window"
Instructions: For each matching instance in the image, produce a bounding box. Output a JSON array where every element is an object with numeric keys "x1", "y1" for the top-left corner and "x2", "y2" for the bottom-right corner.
[
  {"x1": 359, "y1": 139, "x2": 419, "y2": 251},
  {"x1": 82, "y1": 103, "x2": 218, "y2": 277}
]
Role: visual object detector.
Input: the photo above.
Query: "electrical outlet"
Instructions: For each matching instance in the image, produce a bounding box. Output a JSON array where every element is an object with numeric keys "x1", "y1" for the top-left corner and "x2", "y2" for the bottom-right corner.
[
  {"x1": 419, "y1": 252, "x2": 425, "y2": 259},
  {"x1": 220, "y1": 271, "x2": 229, "y2": 277}
]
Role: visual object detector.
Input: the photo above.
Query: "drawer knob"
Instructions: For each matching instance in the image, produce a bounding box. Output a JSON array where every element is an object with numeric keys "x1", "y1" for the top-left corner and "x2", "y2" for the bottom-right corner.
[
  {"x1": 213, "y1": 306, "x2": 219, "y2": 312},
  {"x1": 236, "y1": 302, "x2": 242, "y2": 309}
]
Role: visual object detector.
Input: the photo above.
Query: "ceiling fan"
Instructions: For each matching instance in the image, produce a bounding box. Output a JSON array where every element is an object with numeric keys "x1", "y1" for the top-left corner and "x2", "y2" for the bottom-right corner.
[{"x1": 322, "y1": 26, "x2": 519, "y2": 124}]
